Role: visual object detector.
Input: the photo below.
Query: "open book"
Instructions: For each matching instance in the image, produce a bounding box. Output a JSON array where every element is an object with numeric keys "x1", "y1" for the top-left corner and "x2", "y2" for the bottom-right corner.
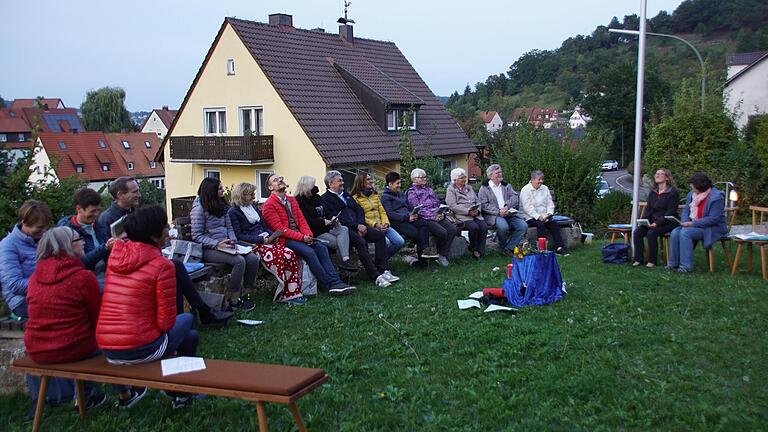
[
  {"x1": 636, "y1": 218, "x2": 650, "y2": 227},
  {"x1": 436, "y1": 204, "x2": 450, "y2": 215},
  {"x1": 266, "y1": 230, "x2": 284, "y2": 243},
  {"x1": 217, "y1": 244, "x2": 253, "y2": 255},
  {"x1": 410, "y1": 205, "x2": 423, "y2": 216},
  {"x1": 733, "y1": 232, "x2": 768, "y2": 241},
  {"x1": 664, "y1": 215, "x2": 682, "y2": 225},
  {"x1": 468, "y1": 203, "x2": 480, "y2": 212},
  {"x1": 110, "y1": 215, "x2": 127, "y2": 238}
]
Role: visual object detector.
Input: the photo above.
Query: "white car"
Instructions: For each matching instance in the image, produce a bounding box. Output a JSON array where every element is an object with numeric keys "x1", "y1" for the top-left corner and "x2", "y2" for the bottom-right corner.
[
  {"x1": 597, "y1": 180, "x2": 612, "y2": 198},
  {"x1": 601, "y1": 160, "x2": 619, "y2": 171}
]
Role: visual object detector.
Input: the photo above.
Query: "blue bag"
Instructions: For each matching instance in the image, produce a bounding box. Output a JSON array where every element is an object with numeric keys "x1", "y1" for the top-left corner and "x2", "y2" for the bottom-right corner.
[
  {"x1": 602, "y1": 243, "x2": 629, "y2": 264},
  {"x1": 503, "y1": 253, "x2": 565, "y2": 307}
]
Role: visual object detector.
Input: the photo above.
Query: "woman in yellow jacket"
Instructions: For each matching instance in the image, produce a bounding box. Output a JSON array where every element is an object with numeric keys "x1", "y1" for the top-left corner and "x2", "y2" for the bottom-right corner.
[{"x1": 351, "y1": 173, "x2": 405, "y2": 257}]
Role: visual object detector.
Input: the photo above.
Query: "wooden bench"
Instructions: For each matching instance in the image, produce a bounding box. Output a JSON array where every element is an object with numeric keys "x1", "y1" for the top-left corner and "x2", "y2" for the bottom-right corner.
[{"x1": 12, "y1": 355, "x2": 329, "y2": 432}]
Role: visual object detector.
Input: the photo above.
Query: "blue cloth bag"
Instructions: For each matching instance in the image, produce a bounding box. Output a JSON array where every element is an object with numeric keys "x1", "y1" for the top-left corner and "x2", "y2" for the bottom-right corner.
[{"x1": 503, "y1": 253, "x2": 565, "y2": 307}]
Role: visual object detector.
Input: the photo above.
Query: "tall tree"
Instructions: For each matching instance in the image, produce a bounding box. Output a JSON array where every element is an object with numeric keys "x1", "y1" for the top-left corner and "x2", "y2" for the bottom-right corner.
[{"x1": 80, "y1": 87, "x2": 134, "y2": 132}]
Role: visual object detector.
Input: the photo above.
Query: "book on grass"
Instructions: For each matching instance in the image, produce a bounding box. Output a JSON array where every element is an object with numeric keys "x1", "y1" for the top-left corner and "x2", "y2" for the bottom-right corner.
[
  {"x1": 217, "y1": 243, "x2": 253, "y2": 255},
  {"x1": 664, "y1": 215, "x2": 682, "y2": 224},
  {"x1": 636, "y1": 218, "x2": 650, "y2": 227},
  {"x1": 237, "y1": 319, "x2": 264, "y2": 326},
  {"x1": 266, "y1": 230, "x2": 284, "y2": 243},
  {"x1": 457, "y1": 299, "x2": 481, "y2": 310},
  {"x1": 410, "y1": 205, "x2": 423, "y2": 216},
  {"x1": 484, "y1": 304, "x2": 518, "y2": 313},
  {"x1": 436, "y1": 204, "x2": 450, "y2": 215},
  {"x1": 110, "y1": 215, "x2": 127, "y2": 238}
]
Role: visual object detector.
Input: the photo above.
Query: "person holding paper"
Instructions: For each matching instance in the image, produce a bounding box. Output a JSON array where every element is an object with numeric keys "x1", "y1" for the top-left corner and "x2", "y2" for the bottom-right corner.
[
  {"x1": 351, "y1": 173, "x2": 405, "y2": 258},
  {"x1": 666, "y1": 172, "x2": 728, "y2": 273},
  {"x1": 478, "y1": 164, "x2": 528, "y2": 256},
  {"x1": 191, "y1": 178, "x2": 258, "y2": 311},
  {"x1": 262, "y1": 174, "x2": 357, "y2": 296},
  {"x1": 632, "y1": 168, "x2": 680, "y2": 267},
  {"x1": 380, "y1": 171, "x2": 430, "y2": 269},
  {"x1": 97, "y1": 206, "x2": 199, "y2": 409},
  {"x1": 519, "y1": 170, "x2": 567, "y2": 255},
  {"x1": 58, "y1": 187, "x2": 115, "y2": 274},
  {"x1": 406, "y1": 168, "x2": 457, "y2": 267},
  {"x1": 446, "y1": 168, "x2": 488, "y2": 259},
  {"x1": 228, "y1": 182, "x2": 305, "y2": 305},
  {"x1": 294, "y1": 176, "x2": 356, "y2": 272}
]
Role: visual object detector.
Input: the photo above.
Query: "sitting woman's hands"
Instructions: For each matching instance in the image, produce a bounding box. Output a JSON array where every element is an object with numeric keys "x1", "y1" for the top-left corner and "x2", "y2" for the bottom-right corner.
[{"x1": 217, "y1": 239, "x2": 235, "y2": 249}]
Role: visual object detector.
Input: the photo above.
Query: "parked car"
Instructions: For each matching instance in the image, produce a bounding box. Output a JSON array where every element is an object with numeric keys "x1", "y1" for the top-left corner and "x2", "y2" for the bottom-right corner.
[
  {"x1": 601, "y1": 160, "x2": 619, "y2": 171},
  {"x1": 597, "y1": 180, "x2": 612, "y2": 198}
]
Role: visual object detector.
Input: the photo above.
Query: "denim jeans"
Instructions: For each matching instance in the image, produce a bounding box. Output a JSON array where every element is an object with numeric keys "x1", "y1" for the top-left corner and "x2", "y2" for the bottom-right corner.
[
  {"x1": 285, "y1": 239, "x2": 342, "y2": 288},
  {"x1": 668, "y1": 226, "x2": 705, "y2": 270},
  {"x1": 317, "y1": 224, "x2": 350, "y2": 259},
  {"x1": 495, "y1": 215, "x2": 528, "y2": 251},
  {"x1": 384, "y1": 227, "x2": 405, "y2": 257}
]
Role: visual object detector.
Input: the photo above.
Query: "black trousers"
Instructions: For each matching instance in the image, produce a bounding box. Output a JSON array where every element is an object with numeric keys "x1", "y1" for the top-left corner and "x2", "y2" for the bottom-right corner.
[
  {"x1": 425, "y1": 218, "x2": 458, "y2": 257},
  {"x1": 463, "y1": 219, "x2": 488, "y2": 256},
  {"x1": 526, "y1": 218, "x2": 565, "y2": 249},
  {"x1": 632, "y1": 223, "x2": 676, "y2": 264},
  {"x1": 392, "y1": 219, "x2": 431, "y2": 257},
  {"x1": 348, "y1": 227, "x2": 388, "y2": 279},
  {"x1": 172, "y1": 259, "x2": 206, "y2": 314}
]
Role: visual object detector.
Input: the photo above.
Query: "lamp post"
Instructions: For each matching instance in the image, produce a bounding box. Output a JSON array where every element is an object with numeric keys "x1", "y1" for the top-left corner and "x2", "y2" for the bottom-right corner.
[{"x1": 609, "y1": 28, "x2": 706, "y2": 111}]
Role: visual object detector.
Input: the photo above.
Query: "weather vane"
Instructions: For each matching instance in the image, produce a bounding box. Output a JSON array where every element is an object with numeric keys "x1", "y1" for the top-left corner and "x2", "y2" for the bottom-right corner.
[{"x1": 338, "y1": 1, "x2": 355, "y2": 24}]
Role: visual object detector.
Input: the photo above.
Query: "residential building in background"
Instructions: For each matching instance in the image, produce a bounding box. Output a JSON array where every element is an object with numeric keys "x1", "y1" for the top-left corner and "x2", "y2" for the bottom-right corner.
[
  {"x1": 568, "y1": 106, "x2": 592, "y2": 128},
  {"x1": 508, "y1": 107, "x2": 560, "y2": 128},
  {"x1": 158, "y1": 14, "x2": 474, "y2": 216},
  {"x1": 725, "y1": 51, "x2": 768, "y2": 128},
  {"x1": 141, "y1": 106, "x2": 178, "y2": 140},
  {"x1": 480, "y1": 111, "x2": 503, "y2": 133}
]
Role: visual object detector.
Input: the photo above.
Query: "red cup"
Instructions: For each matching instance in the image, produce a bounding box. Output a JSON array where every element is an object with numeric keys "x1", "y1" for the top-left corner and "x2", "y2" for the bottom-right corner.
[
  {"x1": 537, "y1": 237, "x2": 547, "y2": 251},
  {"x1": 507, "y1": 263, "x2": 513, "y2": 278}
]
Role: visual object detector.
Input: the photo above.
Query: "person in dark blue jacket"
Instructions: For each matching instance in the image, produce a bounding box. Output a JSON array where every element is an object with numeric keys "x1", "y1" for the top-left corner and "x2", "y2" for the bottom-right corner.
[
  {"x1": 320, "y1": 171, "x2": 394, "y2": 287},
  {"x1": 380, "y1": 172, "x2": 429, "y2": 269},
  {"x1": 58, "y1": 188, "x2": 114, "y2": 272}
]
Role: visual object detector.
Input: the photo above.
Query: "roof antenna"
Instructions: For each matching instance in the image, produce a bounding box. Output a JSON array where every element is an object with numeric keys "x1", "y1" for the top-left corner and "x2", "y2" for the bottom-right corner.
[{"x1": 337, "y1": 1, "x2": 355, "y2": 24}]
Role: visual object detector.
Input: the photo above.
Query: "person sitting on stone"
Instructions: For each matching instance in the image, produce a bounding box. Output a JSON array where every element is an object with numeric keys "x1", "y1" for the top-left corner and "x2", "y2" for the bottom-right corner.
[
  {"x1": 320, "y1": 170, "x2": 397, "y2": 288},
  {"x1": 261, "y1": 174, "x2": 356, "y2": 296},
  {"x1": 478, "y1": 164, "x2": 528, "y2": 256},
  {"x1": 519, "y1": 170, "x2": 568, "y2": 255},
  {"x1": 446, "y1": 168, "x2": 488, "y2": 259},
  {"x1": 350, "y1": 172, "x2": 405, "y2": 259},
  {"x1": 380, "y1": 171, "x2": 430, "y2": 269},
  {"x1": 405, "y1": 168, "x2": 457, "y2": 267}
]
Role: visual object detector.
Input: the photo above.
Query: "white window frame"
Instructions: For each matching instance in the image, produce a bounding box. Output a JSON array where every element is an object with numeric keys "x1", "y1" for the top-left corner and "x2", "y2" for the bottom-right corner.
[
  {"x1": 18, "y1": 133, "x2": 24, "y2": 141},
  {"x1": 256, "y1": 170, "x2": 274, "y2": 203},
  {"x1": 101, "y1": 163, "x2": 110, "y2": 172},
  {"x1": 122, "y1": 140, "x2": 131, "y2": 149},
  {"x1": 0, "y1": 134, "x2": 7, "y2": 142},
  {"x1": 127, "y1": 162, "x2": 134, "y2": 170},
  {"x1": 203, "y1": 108, "x2": 227, "y2": 136},
  {"x1": 75, "y1": 164, "x2": 84, "y2": 173},
  {"x1": 227, "y1": 59, "x2": 235, "y2": 75},
  {"x1": 149, "y1": 161, "x2": 157, "y2": 169},
  {"x1": 239, "y1": 106, "x2": 264, "y2": 136},
  {"x1": 144, "y1": 141, "x2": 152, "y2": 148},
  {"x1": 387, "y1": 109, "x2": 417, "y2": 131},
  {"x1": 204, "y1": 168, "x2": 221, "y2": 180},
  {"x1": 58, "y1": 141, "x2": 66, "y2": 149},
  {"x1": 151, "y1": 178, "x2": 165, "y2": 189},
  {"x1": 98, "y1": 139, "x2": 106, "y2": 148}
]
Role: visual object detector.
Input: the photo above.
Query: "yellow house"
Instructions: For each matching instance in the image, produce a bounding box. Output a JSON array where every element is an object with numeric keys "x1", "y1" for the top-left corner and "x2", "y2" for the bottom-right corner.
[{"x1": 158, "y1": 13, "x2": 475, "y2": 218}]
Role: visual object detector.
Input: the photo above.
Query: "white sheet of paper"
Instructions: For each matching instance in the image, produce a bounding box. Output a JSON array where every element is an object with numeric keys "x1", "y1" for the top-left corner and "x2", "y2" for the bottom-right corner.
[
  {"x1": 161, "y1": 356, "x2": 206, "y2": 377},
  {"x1": 457, "y1": 299, "x2": 481, "y2": 310},
  {"x1": 484, "y1": 304, "x2": 516, "y2": 313},
  {"x1": 468, "y1": 291, "x2": 484, "y2": 299},
  {"x1": 237, "y1": 319, "x2": 264, "y2": 326}
]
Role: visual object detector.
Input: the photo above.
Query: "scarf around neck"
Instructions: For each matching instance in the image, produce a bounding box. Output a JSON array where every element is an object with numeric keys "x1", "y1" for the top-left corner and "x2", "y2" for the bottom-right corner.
[
  {"x1": 240, "y1": 204, "x2": 261, "y2": 224},
  {"x1": 689, "y1": 188, "x2": 711, "y2": 221}
]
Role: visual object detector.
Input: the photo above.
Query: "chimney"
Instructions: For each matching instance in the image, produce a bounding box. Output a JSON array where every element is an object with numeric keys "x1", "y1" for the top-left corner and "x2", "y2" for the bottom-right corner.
[
  {"x1": 339, "y1": 24, "x2": 353, "y2": 43},
  {"x1": 269, "y1": 13, "x2": 293, "y2": 27},
  {"x1": 162, "y1": 105, "x2": 169, "y2": 110}
]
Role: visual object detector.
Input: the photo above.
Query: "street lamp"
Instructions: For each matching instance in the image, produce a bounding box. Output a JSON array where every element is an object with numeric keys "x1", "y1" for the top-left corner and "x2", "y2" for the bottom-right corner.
[{"x1": 609, "y1": 28, "x2": 706, "y2": 111}]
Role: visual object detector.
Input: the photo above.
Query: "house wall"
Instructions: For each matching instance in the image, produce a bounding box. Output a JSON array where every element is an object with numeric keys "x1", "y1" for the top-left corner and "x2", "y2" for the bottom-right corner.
[
  {"x1": 28, "y1": 141, "x2": 57, "y2": 184},
  {"x1": 725, "y1": 59, "x2": 768, "y2": 128},
  {"x1": 141, "y1": 112, "x2": 169, "y2": 140},
  {"x1": 164, "y1": 23, "x2": 326, "y2": 210}
]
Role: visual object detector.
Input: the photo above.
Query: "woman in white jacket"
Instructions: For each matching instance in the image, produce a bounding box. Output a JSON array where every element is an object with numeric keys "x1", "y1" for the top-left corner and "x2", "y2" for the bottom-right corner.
[{"x1": 519, "y1": 170, "x2": 568, "y2": 255}]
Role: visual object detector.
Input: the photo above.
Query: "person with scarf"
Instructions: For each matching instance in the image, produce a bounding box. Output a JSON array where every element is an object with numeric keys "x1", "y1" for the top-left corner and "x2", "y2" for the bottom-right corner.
[
  {"x1": 632, "y1": 168, "x2": 680, "y2": 267},
  {"x1": 405, "y1": 168, "x2": 457, "y2": 267},
  {"x1": 446, "y1": 167, "x2": 488, "y2": 259},
  {"x1": 666, "y1": 172, "x2": 728, "y2": 273},
  {"x1": 228, "y1": 182, "x2": 305, "y2": 305},
  {"x1": 350, "y1": 172, "x2": 405, "y2": 258}
]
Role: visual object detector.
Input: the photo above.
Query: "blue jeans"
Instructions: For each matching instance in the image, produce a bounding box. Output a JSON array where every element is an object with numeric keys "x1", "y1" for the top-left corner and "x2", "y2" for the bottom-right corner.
[
  {"x1": 668, "y1": 226, "x2": 705, "y2": 270},
  {"x1": 384, "y1": 228, "x2": 405, "y2": 257},
  {"x1": 286, "y1": 239, "x2": 342, "y2": 288},
  {"x1": 495, "y1": 215, "x2": 528, "y2": 251}
]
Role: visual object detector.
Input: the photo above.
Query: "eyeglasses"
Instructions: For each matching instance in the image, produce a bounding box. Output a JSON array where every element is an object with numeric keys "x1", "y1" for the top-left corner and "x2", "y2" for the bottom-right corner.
[{"x1": 72, "y1": 237, "x2": 84, "y2": 243}]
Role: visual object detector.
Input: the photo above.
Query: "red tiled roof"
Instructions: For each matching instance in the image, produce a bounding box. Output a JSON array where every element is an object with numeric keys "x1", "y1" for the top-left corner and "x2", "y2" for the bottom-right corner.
[
  {"x1": 105, "y1": 133, "x2": 164, "y2": 178},
  {"x1": 38, "y1": 132, "x2": 124, "y2": 182},
  {"x1": 161, "y1": 18, "x2": 474, "y2": 166},
  {"x1": 0, "y1": 108, "x2": 31, "y2": 133},
  {"x1": 11, "y1": 98, "x2": 65, "y2": 109},
  {"x1": 479, "y1": 111, "x2": 498, "y2": 124}
]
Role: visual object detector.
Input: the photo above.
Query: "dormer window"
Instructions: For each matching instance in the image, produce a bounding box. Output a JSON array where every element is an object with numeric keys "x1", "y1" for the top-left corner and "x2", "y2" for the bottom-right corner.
[
  {"x1": 58, "y1": 141, "x2": 67, "y2": 149},
  {"x1": 387, "y1": 109, "x2": 416, "y2": 131},
  {"x1": 75, "y1": 164, "x2": 84, "y2": 173},
  {"x1": 127, "y1": 162, "x2": 134, "y2": 170},
  {"x1": 122, "y1": 140, "x2": 131, "y2": 149},
  {"x1": 144, "y1": 141, "x2": 152, "y2": 148},
  {"x1": 149, "y1": 161, "x2": 157, "y2": 169},
  {"x1": 101, "y1": 163, "x2": 110, "y2": 172},
  {"x1": 98, "y1": 140, "x2": 106, "y2": 148}
]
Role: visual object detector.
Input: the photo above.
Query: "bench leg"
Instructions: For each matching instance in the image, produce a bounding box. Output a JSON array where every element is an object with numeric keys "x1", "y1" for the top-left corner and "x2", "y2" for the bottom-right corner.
[
  {"x1": 721, "y1": 240, "x2": 733, "y2": 268},
  {"x1": 747, "y1": 243, "x2": 753, "y2": 273},
  {"x1": 707, "y1": 249, "x2": 715, "y2": 273},
  {"x1": 761, "y1": 245, "x2": 767, "y2": 280},
  {"x1": 255, "y1": 401, "x2": 269, "y2": 432},
  {"x1": 289, "y1": 402, "x2": 307, "y2": 432},
  {"x1": 610, "y1": 233, "x2": 617, "y2": 243},
  {"x1": 731, "y1": 243, "x2": 743, "y2": 276},
  {"x1": 32, "y1": 376, "x2": 48, "y2": 432},
  {"x1": 74, "y1": 379, "x2": 86, "y2": 419}
]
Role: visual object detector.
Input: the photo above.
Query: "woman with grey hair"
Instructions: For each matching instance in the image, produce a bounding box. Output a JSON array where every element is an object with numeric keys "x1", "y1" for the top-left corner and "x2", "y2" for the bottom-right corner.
[
  {"x1": 519, "y1": 170, "x2": 568, "y2": 255},
  {"x1": 25, "y1": 227, "x2": 143, "y2": 410},
  {"x1": 295, "y1": 176, "x2": 357, "y2": 272},
  {"x1": 405, "y1": 168, "x2": 457, "y2": 266},
  {"x1": 446, "y1": 167, "x2": 488, "y2": 259}
]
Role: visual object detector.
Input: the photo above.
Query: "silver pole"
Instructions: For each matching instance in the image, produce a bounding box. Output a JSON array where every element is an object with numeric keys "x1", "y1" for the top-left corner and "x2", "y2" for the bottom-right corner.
[{"x1": 630, "y1": 0, "x2": 647, "y2": 258}]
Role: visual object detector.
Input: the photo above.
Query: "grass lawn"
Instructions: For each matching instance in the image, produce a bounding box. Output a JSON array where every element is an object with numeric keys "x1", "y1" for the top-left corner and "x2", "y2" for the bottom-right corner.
[{"x1": 2, "y1": 241, "x2": 767, "y2": 431}]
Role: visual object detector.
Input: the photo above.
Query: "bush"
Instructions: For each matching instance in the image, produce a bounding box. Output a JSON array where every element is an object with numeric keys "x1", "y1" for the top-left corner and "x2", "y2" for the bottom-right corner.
[
  {"x1": 591, "y1": 190, "x2": 632, "y2": 234},
  {"x1": 730, "y1": 115, "x2": 768, "y2": 208}
]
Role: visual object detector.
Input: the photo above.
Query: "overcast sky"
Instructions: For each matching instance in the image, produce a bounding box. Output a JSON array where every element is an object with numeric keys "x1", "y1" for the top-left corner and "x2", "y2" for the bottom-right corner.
[{"x1": 1, "y1": 0, "x2": 684, "y2": 111}]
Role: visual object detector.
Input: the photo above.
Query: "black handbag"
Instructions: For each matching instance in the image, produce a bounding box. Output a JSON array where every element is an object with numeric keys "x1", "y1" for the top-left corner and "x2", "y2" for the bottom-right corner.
[{"x1": 602, "y1": 243, "x2": 629, "y2": 264}]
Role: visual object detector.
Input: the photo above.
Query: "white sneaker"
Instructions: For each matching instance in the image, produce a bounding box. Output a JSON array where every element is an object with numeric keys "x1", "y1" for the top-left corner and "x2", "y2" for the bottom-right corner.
[
  {"x1": 375, "y1": 274, "x2": 391, "y2": 287},
  {"x1": 382, "y1": 270, "x2": 400, "y2": 282},
  {"x1": 436, "y1": 256, "x2": 449, "y2": 267}
]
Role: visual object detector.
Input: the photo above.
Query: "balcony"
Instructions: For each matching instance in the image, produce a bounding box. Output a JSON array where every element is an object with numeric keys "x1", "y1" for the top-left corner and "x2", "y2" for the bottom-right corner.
[{"x1": 169, "y1": 135, "x2": 274, "y2": 165}]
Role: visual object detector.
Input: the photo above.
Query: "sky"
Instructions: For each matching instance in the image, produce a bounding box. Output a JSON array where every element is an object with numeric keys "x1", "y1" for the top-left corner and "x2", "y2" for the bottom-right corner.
[{"x1": 1, "y1": 0, "x2": 685, "y2": 112}]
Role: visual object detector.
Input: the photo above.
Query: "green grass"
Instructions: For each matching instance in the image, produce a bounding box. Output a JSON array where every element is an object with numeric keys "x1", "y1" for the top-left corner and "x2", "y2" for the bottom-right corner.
[{"x1": 3, "y1": 242, "x2": 767, "y2": 431}]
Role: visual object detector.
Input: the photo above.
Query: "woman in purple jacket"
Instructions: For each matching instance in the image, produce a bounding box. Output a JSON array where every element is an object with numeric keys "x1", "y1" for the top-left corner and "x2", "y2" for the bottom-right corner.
[{"x1": 405, "y1": 168, "x2": 457, "y2": 267}]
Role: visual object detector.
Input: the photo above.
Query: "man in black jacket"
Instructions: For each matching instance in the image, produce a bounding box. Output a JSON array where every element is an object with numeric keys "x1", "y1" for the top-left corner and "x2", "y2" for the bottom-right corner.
[{"x1": 320, "y1": 171, "x2": 395, "y2": 288}]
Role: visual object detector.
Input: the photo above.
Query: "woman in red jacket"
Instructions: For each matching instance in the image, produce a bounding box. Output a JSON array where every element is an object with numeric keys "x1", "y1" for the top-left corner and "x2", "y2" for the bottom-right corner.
[
  {"x1": 96, "y1": 206, "x2": 199, "y2": 409},
  {"x1": 25, "y1": 227, "x2": 144, "y2": 410}
]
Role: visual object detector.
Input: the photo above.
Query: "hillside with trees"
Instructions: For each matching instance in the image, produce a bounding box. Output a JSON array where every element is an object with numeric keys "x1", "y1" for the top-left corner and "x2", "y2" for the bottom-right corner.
[{"x1": 446, "y1": 0, "x2": 768, "y2": 162}]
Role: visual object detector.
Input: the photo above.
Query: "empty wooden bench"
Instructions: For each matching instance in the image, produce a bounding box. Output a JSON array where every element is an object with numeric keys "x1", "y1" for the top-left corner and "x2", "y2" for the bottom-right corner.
[{"x1": 12, "y1": 355, "x2": 329, "y2": 432}]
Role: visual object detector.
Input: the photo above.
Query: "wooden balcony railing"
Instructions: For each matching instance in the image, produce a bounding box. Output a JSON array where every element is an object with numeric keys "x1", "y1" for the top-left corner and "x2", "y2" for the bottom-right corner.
[{"x1": 169, "y1": 135, "x2": 274, "y2": 164}]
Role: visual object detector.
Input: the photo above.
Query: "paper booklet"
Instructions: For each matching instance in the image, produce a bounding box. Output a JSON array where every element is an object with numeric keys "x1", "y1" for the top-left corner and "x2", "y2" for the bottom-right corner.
[
  {"x1": 636, "y1": 218, "x2": 650, "y2": 227},
  {"x1": 484, "y1": 304, "x2": 517, "y2": 313},
  {"x1": 410, "y1": 205, "x2": 423, "y2": 216},
  {"x1": 217, "y1": 244, "x2": 253, "y2": 255},
  {"x1": 467, "y1": 291, "x2": 484, "y2": 300},
  {"x1": 469, "y1": 203, "x2": 480, "y2": 211},
  {"x1": 161, "y1": 357, "x2": 206, "y2": 376},
  {"x1": 266, "y1": 230, "x2": 284, "y2": 243},
  {"x1": 237, "y1": 319, "x2": 264, "y2": 326},
  {"x1": 436, "y1": 204, "x2": 450, "y2": 215},
  {"x1": 664, "y1": 215, "x2": 682, "y2": 224},
  {"x1": 457, "y1": 299, "x2": 481, "y2": 310},
  {"x1": 733, "y1": 232, "x2": 768, "y2": 241},
  {"x1": 110, "y1": 215, "x2": 127, "y2": 238}
]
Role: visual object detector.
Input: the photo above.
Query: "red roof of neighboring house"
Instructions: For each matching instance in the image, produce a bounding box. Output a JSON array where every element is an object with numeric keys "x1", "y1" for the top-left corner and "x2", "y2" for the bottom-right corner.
[
  {"x1": 21, "y1": 108, "x2": 84, "y2": 133},
  {"x1": 105, "y1": 133, "x2": 164, "y2": 178},
  {"x1": 11, "y1": 98, "x2": 65, "y2": 109},
  {"x1": 508, "y1": 107, "x2": 559, "y2": 124},
  {"x1": 0, "y1": 108, "x2": 31, "y2": 133},
  {"x1": 37, "y1": 132, "x2": 125, "y2": 182},
  {"x1": 479, "y1": 111, "x2": 499, "y2": 124}
]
